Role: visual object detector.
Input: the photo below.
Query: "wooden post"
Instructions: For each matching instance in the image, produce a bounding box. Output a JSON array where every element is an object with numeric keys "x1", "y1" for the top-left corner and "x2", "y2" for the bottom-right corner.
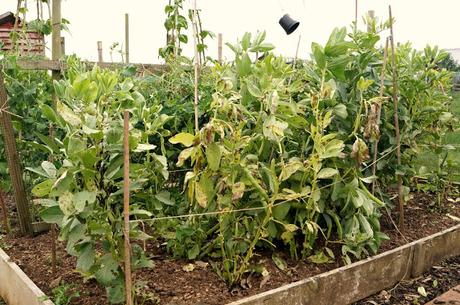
[
  {"x1": 60, "y1": 37, "x2": 65, "y2": 55},
  {"x1": 125, "y1": 13, "x2": 130, "y2": 64},
  {"x1": 0, "y1": 72, "x2": 33, "y2": 236},
  {"x1": 123, "y1": 111, "x2": 133, "y2": 305},
  {"x1": 191, "y1": 0, "x2": 200, "y2": 132},
  {"x1": 97, "y1": 41, "x2": 103, "y2": 63},
  {"x1": 0, "y1": 191, "x2": 9, "y2": 235},
  {"x1": 51, "y1": 0, "x2": 62, "y2": 273},
  {"x1": 217, "y1": 33, "x2": 223, "y2": 63},
  {"x1": 389, "y1": 6, "x2": 404, "y2": 230}
]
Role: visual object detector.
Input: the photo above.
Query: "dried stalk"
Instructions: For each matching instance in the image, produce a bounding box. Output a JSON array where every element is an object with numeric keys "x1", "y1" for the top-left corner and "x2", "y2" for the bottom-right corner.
[{"x1": 389, "y1": 6, "x2": 404, "y2": 230}]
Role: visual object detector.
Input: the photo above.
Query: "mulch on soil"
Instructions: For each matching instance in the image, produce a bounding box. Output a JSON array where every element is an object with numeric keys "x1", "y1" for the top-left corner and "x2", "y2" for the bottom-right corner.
[{"x1": 1, "y1": 191, "x2": 459, "y2": 305}]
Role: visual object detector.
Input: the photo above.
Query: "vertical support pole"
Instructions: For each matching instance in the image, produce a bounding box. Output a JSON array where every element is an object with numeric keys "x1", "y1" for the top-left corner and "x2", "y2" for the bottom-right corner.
[
  {"x1": 97, "y1": 41, "x2": 103, "y2": 63},
  {"x1": 0, "y1": 72, "x2": 32, "y2": 236},
  {"x1": 51, "y1": 0, "x2": 62, "y2": 273},
  {"x1": 191, "y1": 0, "x2": 199, "y2": 132},
  {"x1": 354, "y1": 0, "x2": 358, "y2": 29},
  {"x1": 60, "y1": 37, "x2": 65, "y2": 56},
  {"x1": 372, "y1": 37, "x2": 389, "y2": 195},
  {"x1": 125, "y1": 13, "x2": 130, "y2": 64},
  {"x1": 217, "y1": 33, "x2": 223, "y2": 63},
  {"x1": 367, "y1": 10, "x2": 375, "y2": 32},
  {"x1": 123, "y1": 111, "x2": 133, "y2": 305},
  {"x1": 389, "y1": 5, "x2": 404, "y2": 230}
]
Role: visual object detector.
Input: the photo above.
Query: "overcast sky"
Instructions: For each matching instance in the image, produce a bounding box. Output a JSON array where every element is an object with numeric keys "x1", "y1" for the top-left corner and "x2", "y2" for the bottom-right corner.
[{"x1": 3, "y1": 1, "x2": 460, "y2": 63}]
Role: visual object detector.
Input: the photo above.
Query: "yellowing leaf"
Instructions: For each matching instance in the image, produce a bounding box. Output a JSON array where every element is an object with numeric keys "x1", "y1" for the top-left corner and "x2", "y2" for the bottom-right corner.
[
  {"x1": 232, "y1": 182, "x2": 246, "y2": 201},
  {"x1": 195, "y1": 182, "x2": 208, "y2": 208},
  {"x1": 169, "y1": 132, "x2": 195, "y2": 147},
  {"x1": 284, "y1": 224, "x2": 299, "y2": 232},
  {"x1": 177, "y1": 147, "x2": 193, "y2": 167},
  {"x1": 317, "y1": 168, "x2": 338, "y2": 179}
]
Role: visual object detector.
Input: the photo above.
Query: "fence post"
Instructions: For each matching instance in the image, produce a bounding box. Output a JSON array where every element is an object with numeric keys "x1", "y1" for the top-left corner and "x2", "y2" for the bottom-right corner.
[{"x1": 0, "y1": 72, "x2": 33, "y2": 236}]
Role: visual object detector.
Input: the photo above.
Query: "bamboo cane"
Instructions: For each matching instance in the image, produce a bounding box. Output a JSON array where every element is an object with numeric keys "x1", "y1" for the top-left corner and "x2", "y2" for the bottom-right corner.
[
  {"x1": 123, "y1": 111, "x2": 133, "y2": 305},
  {"x1": 191, "y1": 0, "x2": 200, "y2": 132},
  {"x1": 372, "y1": 37, "x2": 389, "y2": 194}
]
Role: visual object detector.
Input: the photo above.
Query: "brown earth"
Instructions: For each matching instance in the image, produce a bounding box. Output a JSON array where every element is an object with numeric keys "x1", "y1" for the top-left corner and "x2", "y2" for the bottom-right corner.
[{"x1": 1, "y1": 191, "x2": 459, "y2": 305}]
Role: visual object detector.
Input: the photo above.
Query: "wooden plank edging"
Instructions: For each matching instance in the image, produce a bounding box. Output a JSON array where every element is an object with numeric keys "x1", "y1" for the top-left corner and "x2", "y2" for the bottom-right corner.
[
  {"x1": 227, "y1": 223, "x2": 460, "y2": 305},
  {"x1": 0, "y1": 248, "x2": 54, "y2": 305}
]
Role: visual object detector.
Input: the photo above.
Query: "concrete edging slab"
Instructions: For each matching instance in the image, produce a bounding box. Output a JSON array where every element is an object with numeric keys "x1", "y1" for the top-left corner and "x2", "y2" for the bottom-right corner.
[
  {"x1": 227, "y1": 223, "x2": 460, "y2": 305},
  {"x1": 0, "y1": 248, "x2": 54, "y2": 305}
]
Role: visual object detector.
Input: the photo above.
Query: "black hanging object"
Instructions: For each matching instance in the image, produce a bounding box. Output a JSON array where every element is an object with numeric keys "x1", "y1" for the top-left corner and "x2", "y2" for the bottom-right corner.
[{"x1": 279, "y1": 14, "x2": 300, "y2": 35}]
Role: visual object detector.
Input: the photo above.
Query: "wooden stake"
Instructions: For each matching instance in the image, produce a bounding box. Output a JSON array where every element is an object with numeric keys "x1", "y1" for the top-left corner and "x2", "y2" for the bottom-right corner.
[
  {"x1": 51, "y1": 0, "x2": 62, "y2": 273},
  {"x1": 0, "y1": 191, "x2": 9, "y2": 235},
  {"x1": 354, "y1": 0, "x2": 358, "y2": 29},
  {"x1": 123, "y1": 111, "x2": 133, "y2": 305},
  {"x1": 372, "y1": 37, "x2": 389, "y2": 194},
  {"x1": 97, "y1": 41, "x2": 103, "y2": 63},
  {"x1": 367, "y1": 10, "x2": 375, "y2": 33},
  {"x1": 0, "y1": 72, "x2": 32, "y2": 236},
  {"x1": 389, "y1": 6, "x2": 404, "y2": 230},
  {"x1": 217, "y1": 33, "x2": 223, "y2": 63},
  {"x1": 191, "y1": 0, "x2": 200, "y2": 132},
  {"x1": 125, "y1": 14, "x2": 130, "y2": 64}
]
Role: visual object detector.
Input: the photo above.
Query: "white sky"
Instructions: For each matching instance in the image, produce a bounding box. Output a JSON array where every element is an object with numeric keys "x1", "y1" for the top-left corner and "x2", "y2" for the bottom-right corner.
[{"x1": 2, "y1": 1, "x2": 460, "y2": 63}]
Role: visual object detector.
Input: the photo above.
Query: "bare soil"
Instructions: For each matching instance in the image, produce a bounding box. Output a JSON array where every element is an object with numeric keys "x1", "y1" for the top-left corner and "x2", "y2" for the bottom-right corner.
[{"x1": 1, "y1": 191, "x2": 459, "y2": 305}]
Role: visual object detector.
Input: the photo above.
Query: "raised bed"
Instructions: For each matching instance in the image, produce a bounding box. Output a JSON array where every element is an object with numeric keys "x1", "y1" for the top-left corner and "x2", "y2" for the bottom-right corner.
[
  {"x1": 0, "y1": 248, "x2": 53, "y2": 305},
  {"x1": 228, "y1": 223, "x2": 460, "y2": 305},
  {"x1": 1, "y1": 223, "x2": 459, "y2": 305}
]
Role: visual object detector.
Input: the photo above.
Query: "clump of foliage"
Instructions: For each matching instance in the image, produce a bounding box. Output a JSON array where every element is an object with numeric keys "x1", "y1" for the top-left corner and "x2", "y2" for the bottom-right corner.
[
  {"x1": 31, "y1": 60, "x2": 170, "y2": 303},
  {"x1": 24, "y1": 17, "x2": 455, "y2": 302}
]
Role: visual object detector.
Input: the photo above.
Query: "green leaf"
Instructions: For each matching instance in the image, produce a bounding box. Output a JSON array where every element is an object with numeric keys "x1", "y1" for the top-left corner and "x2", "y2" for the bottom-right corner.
[
  {"x1": 311, "y1": 42, "x2": 326, "y2": 69},
  {"x1": 273, "y1": 202, "x2": 290, "y2": 220},
  {"x1": 107, "y1": 284, "x2": 125, "y2": 304},
  {"x1": 155, "y1": 191, "x2": 174, "y2": 206},
  {"x1": 76, "y1": 242, "x2": 95, "y2": 272},
  {"x1": 73, "y1": 191, "x2": 97, "y2": 213},
  {"x1": 206, "y1": 143, "x2": 221, "y2": 171},
  {"x1": 169, "y1": 132, "x2": 195, "y2": 147},
  {"x1": 317, "y1": 168, "x2": 338, "y2": 179},
  {"x1": 246, "y1": 79, "x2": 263, "y2": 98},
  {"x1": 272, "y1": 254, "x2": 287, "y2": 271},
  {"x1": 40, "y1": 206, "x2": 64, "y2": 224}
]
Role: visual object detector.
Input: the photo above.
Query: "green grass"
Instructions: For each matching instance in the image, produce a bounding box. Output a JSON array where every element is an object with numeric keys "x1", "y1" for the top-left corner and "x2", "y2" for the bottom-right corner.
[{"x1": 416, "y1": 92, "x2": 460, "y2": 182}]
